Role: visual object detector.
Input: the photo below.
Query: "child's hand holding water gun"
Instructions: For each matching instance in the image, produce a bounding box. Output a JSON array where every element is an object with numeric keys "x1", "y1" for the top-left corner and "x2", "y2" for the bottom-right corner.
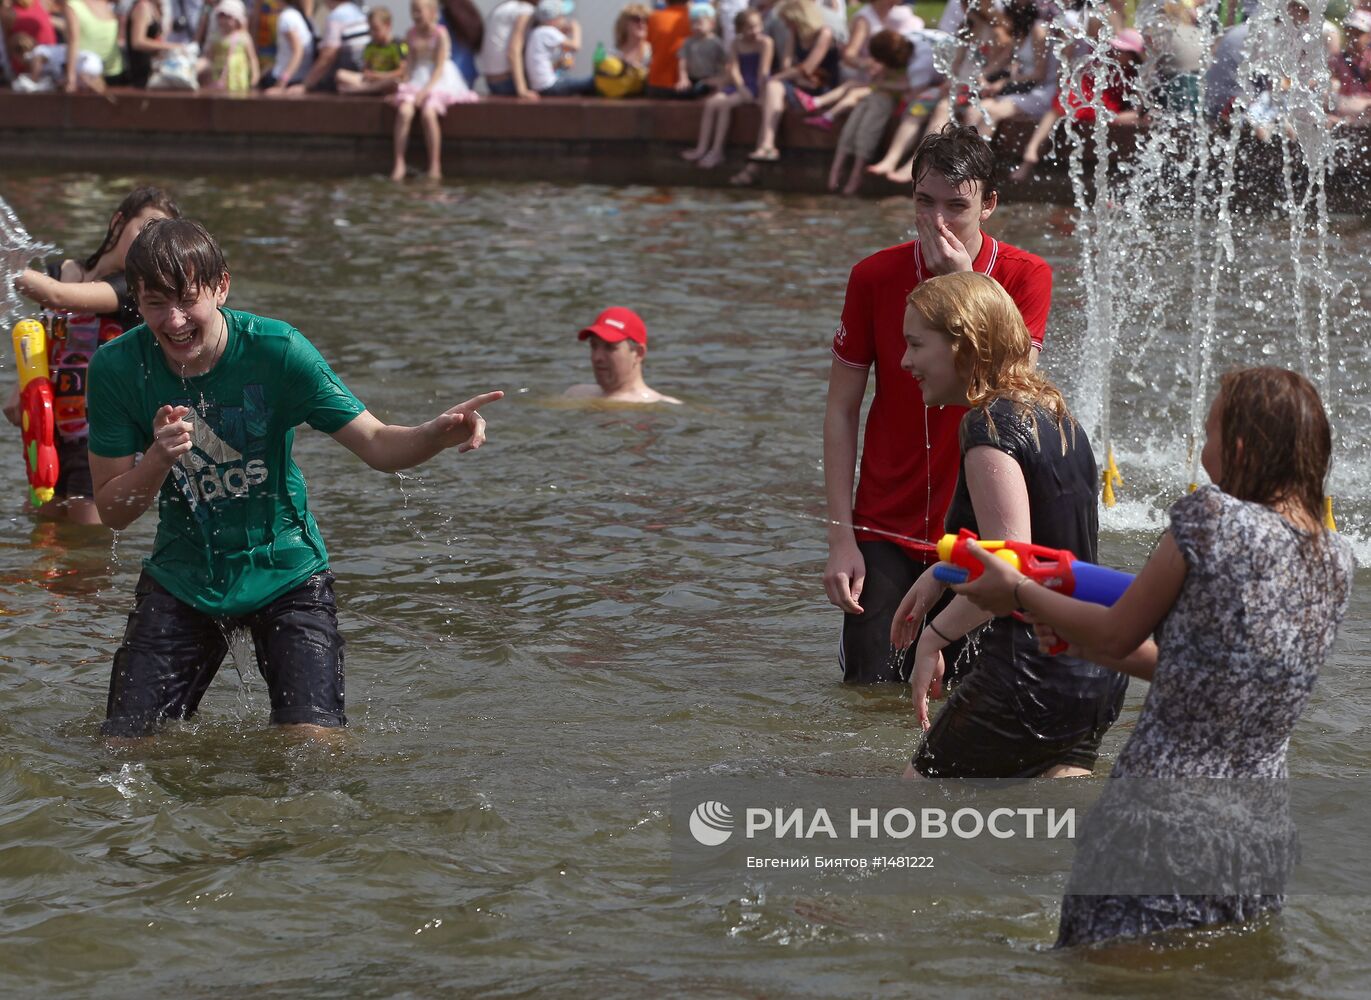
[
  {"x1": 933, "y1": 529, "x2": 1134, "y2": 616},
  {"x1": 942, "y1": 537, "x2": 1026, "y2": 615},
  {"x1": 933, "y1": 529, "x2": 1135, "y2": 655},
  {"x1": 944, "y1": 530, "x2": 1177, "y2": 682}
]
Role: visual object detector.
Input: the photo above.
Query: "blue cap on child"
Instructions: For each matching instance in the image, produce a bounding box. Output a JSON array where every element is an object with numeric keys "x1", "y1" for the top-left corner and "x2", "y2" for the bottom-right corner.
[
  {"x1": 536, "y1": 0, "x2": 572, "y2": 22},
  {"x1": 689, "y1": 2, "x2": 714, "y2": 21}
]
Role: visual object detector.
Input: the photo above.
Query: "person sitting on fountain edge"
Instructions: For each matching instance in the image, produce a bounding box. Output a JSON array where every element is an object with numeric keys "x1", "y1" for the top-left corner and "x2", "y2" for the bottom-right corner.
[
  {"x1": 85, "y1": 219, "x2": 503, "y2": 738},
  {"x1": 822, "y1": 122, "x2": 1052, "y2": 685},
  {"x1": 565, "y1": 306, "x2": 682, "y2": 404}
]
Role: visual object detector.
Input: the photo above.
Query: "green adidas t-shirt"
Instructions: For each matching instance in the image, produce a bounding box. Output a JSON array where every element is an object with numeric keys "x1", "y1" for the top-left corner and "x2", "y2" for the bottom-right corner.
[
  {"x1": 363, "y1": 40, "x2": 407, "y2": 73},
  {"x1": 88, "y1": 308, "x2": 367, "y2": 616}
]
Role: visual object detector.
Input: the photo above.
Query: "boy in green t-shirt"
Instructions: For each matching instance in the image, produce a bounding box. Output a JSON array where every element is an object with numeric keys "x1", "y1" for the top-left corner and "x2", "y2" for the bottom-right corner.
[
  {"x1": 87, "y1": 219, "x2": 502, "y2": 738},
  {"x1": 335, "y1": 7, "x2": 408, "y2": 94}
]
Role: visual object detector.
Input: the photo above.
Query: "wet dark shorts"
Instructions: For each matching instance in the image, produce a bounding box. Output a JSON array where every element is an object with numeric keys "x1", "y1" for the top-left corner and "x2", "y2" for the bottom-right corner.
[
  {"x1": 101, "y1": 571, "x2": 347, "y2": 737},
  {"x1": 55, "y1": 436, "x2": 93, "y2": 499},
  {"x1": 839, "y1": 540, "x2": 967, "y2": 686},
  {"x1": 912, "y1": 631, "x2": 1128, "y2": 778}
]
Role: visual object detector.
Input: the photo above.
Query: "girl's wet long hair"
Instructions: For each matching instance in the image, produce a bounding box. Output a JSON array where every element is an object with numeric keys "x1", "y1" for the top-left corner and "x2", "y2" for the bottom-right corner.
[
  {"x1": 906, "y1": 272, "x2": 1073, "y2": 447},
  {"x1": 1216, "y1": 367, "x2": 1330, "y2": 530},
  {"x1": 83, "y1": 186, "x2": 181, "y2": 274}
]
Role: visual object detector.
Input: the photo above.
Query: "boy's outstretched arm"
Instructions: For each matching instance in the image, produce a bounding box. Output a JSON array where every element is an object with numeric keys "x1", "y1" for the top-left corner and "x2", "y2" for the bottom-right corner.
[
  {"x1": 90, "y1": 404, "x2": 195, "y2": 530},
  {"x1": 331, "y1": 390, "x2": 504, "y2": 473}
]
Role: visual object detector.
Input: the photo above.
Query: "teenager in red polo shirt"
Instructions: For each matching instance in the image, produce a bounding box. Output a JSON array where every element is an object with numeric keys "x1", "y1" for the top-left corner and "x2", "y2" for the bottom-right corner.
[{"x1": 823, "y1": 123, "x2": 1052, "y2": 685}]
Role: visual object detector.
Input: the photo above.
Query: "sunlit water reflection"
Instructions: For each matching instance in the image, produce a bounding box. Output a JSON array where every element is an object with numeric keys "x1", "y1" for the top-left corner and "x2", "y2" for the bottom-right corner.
[{"x1": 0, "y1": 172, "x2": 1367, "y2": 996}]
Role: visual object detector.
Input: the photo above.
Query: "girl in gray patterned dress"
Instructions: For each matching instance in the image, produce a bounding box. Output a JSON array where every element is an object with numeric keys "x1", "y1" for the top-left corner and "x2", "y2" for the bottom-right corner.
[{"x1": 950, "y1": 366, "x2": 1355, "y2": 947}]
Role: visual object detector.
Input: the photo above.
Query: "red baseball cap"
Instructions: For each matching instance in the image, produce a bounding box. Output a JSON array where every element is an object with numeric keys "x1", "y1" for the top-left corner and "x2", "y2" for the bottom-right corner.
[{"x1": 578, "y1": 307, "x2": 647, "y2": 346}]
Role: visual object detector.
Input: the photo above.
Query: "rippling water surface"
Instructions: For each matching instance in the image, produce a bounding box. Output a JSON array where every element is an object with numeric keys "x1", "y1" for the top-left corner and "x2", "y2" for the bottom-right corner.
[{"x1": 0, "y1": 173, "x2": 1368, "y2": 997}]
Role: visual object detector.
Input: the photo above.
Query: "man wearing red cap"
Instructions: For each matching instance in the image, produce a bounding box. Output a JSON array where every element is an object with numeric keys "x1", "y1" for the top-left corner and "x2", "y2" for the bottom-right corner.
[{"x1": 565, "y1": 307, "x2": 681, "y2": 404}]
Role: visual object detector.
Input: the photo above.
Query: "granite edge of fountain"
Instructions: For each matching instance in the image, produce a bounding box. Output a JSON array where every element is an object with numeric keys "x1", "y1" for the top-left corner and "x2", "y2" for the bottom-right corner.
[{"x1": 1, "y1": 91, "x2": 1368, "y2": 208}]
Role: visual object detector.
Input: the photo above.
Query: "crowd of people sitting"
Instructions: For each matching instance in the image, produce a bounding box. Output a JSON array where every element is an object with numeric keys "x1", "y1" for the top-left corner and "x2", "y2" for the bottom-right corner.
[{"x1": 3, "y1": 0, "x2": 1369, "y2": 186}]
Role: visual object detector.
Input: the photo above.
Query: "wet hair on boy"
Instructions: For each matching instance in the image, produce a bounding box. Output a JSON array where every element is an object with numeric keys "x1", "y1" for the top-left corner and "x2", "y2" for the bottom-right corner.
[
  {"x1": 910, "y1": 121, "x2": 999, "y2": 201},
  {"x1": 124, "y1": 218, "x2": 228, "y2": 301}
]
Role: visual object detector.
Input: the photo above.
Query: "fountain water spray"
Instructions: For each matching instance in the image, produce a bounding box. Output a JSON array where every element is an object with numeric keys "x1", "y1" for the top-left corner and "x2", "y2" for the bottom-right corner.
[
  {"x1": 1012, "y1": 0, "x2": 1346, "y2": 526},
  {"x1": 0, "y1": 196, "x2": 55, "y2": 325}
]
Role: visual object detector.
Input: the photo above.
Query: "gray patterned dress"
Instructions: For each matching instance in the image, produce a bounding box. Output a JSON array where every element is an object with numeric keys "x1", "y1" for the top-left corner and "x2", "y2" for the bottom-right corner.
[{"x1": 1056, "y1": 486, "x2": 1355, "y2": 947}]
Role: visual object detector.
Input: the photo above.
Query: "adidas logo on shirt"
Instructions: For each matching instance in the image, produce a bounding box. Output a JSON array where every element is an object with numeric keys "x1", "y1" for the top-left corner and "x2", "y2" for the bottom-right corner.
[{"x1": 172, "y1": 414, "x2": 268, "y2": 507}]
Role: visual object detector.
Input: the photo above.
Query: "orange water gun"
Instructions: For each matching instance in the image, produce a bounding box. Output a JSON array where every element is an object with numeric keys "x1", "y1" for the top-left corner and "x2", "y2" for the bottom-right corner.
[
  {"x1": 932, "y1": 529, "x2": 1134, "y2": 604},
  {"x1": 11, "y1": 318, "x2": 58, "y2": 507}
]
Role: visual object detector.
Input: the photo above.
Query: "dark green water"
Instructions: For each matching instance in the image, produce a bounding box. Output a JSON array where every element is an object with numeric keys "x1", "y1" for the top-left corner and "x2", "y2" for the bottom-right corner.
[{"x1": 0, "y1": 173, "x2": 1367, "y2": 997}]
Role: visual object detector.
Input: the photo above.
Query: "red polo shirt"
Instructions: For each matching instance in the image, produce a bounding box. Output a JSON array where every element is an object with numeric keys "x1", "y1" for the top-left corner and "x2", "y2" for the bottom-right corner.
[{"x1": 831, "y1": 236, "x2": 1053, "y2": 553}]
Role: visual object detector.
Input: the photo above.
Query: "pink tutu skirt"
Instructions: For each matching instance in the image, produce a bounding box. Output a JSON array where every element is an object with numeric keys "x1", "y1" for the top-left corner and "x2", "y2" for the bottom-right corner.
[{"x1": 390, "y1": 60, "x2": 477, "y2": 114}]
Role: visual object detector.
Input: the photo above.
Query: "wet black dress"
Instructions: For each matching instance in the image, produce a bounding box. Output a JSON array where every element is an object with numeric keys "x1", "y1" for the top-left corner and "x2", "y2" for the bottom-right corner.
[{"x1": 912, "y1": 398, "x2": 1129, "y2": 778}]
